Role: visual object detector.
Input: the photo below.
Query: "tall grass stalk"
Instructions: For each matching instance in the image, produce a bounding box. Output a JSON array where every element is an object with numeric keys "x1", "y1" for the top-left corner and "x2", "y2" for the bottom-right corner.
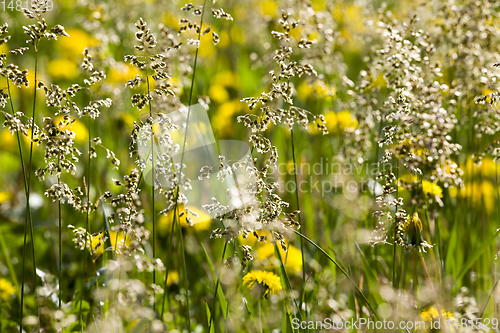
[
  {"x1": 3, "y1": 53, "x2": 30, "y2": 317},
  {"x1": 393, "y1": 158, "x2": 399, "y2": 287},
  {"x1": 207, "y1": 240, "x2": 228, "y2": 332},
  {"x1": 160, "y1": 214, "x2": 176, "y2": 320},
  {"x1": 145, "y1": 52, "x2": 157, "y2": 314},
  {"x1": 290, "y1": 129, "x2": 306, "y2": 300},
  {"x1": 79, "y1": 86, "x2": 94, "y2": 331},
  {"x1": 176, "y1": 205, "x2": 191, "y2": 331},
  {"x1": 19, "y1": 45, "x2": 41, "y2": 332},
  {"x1": 58, "y1": 160, "x2": 62, "y2": 309}
]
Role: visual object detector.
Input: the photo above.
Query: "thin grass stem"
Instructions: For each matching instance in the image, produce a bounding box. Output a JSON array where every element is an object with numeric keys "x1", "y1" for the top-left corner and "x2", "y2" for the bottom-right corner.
[
  {"x1": 290, "y1": 129, "x2": 306, "y2": 311},
  {"x1": 20, "y1": 44, "x2": 41, "y2": 332}
]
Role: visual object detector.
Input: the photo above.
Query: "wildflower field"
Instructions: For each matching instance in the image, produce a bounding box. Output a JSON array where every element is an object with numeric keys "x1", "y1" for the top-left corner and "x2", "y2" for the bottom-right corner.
[{"x1": 2, "y1": 0, "x2": 500, "y2": 331}]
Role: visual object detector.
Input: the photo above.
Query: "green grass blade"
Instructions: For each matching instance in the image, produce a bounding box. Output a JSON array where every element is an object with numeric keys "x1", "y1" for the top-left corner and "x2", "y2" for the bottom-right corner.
[{"x1": 292, "y1": 229, "x2": 380, "y2": 319}]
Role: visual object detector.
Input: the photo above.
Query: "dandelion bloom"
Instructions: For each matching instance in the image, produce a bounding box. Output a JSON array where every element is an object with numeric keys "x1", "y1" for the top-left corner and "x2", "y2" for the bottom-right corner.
[
  {"x1": 399, "y1": 212, "x2": 424, "y2": 249},
  {"x1": 47, "y1": 58, "x2": 78, "y2": 80},
  {"x1": 158, "y1": 204, "x2": 212, "y2": 234},
  {"x1": 164, "y1": 271, "x2": 179, "y2": 287},
  {"x1": 0, "y1": 278, "x2": 15, "y2": 300},
  {"x1": 89, "y1": 230, "x2": 131, "y2": 258},
  {"x1": 243, "y1": 270, "x2": 282, "y2": 297},
  {"x1": 255, "y1": 243, "x2": 303, "y2": 275},
  {"x1": 398, "y1": 174, "x2": 443, "y2": 198},
  {"x1": 420, "y1": 306, "x2": 455, "y2": 330},
  {"x1": 54, "y1": 115, "x2": 89, "y2": 144},
  {"x1": 421, "y1": 180, "x2": 443, "y2": 198}
]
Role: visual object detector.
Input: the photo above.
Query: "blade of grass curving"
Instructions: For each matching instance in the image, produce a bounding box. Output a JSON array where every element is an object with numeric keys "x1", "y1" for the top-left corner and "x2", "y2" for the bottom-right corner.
[
  {"x1": 480, "y1": 275, "x2": 500, "y2": 319},
  {"x1": 203, "y1": 241, "x2": 228, "y2": 333},
  {"x1": 273, "y1": 242, "x2": 304, "y2": 325},
  {"x1": 354, "y1": 241, "x2": 385, "y2": 304},
  {"x1": 205, "y1": 303, "x2": 215, "y2": 333},
  {"x1": 293, "y1": 229, "x2": 380, "y2": 319}
]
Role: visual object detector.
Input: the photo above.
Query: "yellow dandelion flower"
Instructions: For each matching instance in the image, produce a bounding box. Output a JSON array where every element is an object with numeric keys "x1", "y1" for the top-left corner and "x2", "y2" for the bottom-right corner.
[
  {"x1": 308, "y1": 112, "x2": 336, "y2": 135},
  {"x1": 399, "y1": 212, "x2": 424, "y2": 248},
  {"x1": 256, "y1": 243, "x2": 303, "y2": 274},
  {"x1": 213, "y1": 100, "x2": 241, "y2": 137},
  {"x1": 214, "y1": 71, "x2": 239, "y2": 88},
  {"x1": 243, "y1": 270, "x2": 282, "y2": 297},
  {"x1": 297, "y1": 80, "x2": 313, "y2": 100},
  {"x1": 313, "y1": 81, "x2": 332, "y2": 98},
  {"x1": 158, "y1": 204, "x2": 212, "y2": 234},
  {"x1": 47, "y1": 59, "x2": 78, "y2": 80},
  {"x1": 420, "y1": 306, "x2": 454, "y2": 321},
  {"x1": 481, "y1": 89, "x2": 495, "y2": 104},
  {"x1": 217, "y1": 31, "x2": 232, "y2": 48},
  {"x1": 451, "y1": 181, "x2": 495, "y2": 214},
  {"x1": 118, "y1": 113, "x2": 136, "y2": 130},
  {"x1": 163, "y1": 13, "x2": 179, "y2": 28},
  {"x1": 0, "y1": 278, "x2": 16, "y2": 300},
  {"x1": 0, "y1": 129, "x2": 17, "y2": 152},
  {"x1": 108, "y1": 63, "x2": 142, "y2": 84},
  {"x1": 57, "y1": 28, "x2": 98, "y2": 60},
  {"x1": 0, "y1": 191, "x2": 11, "y2": 203},
  {"x1": 198, "y1": 32, "x2": 216, "y2": 58},
  {"x1": 422, "y1": 180, "x2": 443, "y2": 198},
  {"x1": 22, "y1": 128, "x2": 41, "y2": 149},
  {"x1": 310, "y1": 0, "x2": 326, "y2": 11},
  {"x1": 259, "y1": 0, "x2": 278, "y2": 18},
  {"x1": 336, "y1": 110, "x2": 357, "y2": 132},
  {"x1": 165, "y1": 271, "x2": 180, "y2": 287},
  {"x1": 398, "y1": 175, "x2": 443, "y2": 198},
  {"x1": 420, "y1": 306, "x2": 455, "y2": 332},
  {"x1": 370, "y1": 73, "x2": 387, "y2": 88},
  {"x1": 398, "y1": 173, "x2": 418, "y2": 185},
  {"x1": 238, "y1": 230, "x2": 270, "y2": 247},
  {"x1": 208, "y1": 84, "x2": 229, "y2": 104},
  {"x1": 89, "y1": 230, "x2": 132, "y2": 259},
  {"x1": 297, "y1": 81, "x2": 332, "y2": 101},
  {"x1": 464, "y1": 157, "x2": 500, "y2": 179},
  {"x1": 289, "y1": 25, "x2": 303, "y2": 40},
  {"x1": 54, "y1": 116, "x2": 88, "y2": 144},
  {"x1": 323, "y1": 112, "x2": 338, "y2": 133}
]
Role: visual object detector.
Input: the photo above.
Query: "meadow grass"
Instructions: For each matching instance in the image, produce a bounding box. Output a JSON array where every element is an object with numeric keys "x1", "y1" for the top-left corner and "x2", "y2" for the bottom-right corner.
[{"x1": 1, "y1": 0, "x2": 500, "y2": 332}]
